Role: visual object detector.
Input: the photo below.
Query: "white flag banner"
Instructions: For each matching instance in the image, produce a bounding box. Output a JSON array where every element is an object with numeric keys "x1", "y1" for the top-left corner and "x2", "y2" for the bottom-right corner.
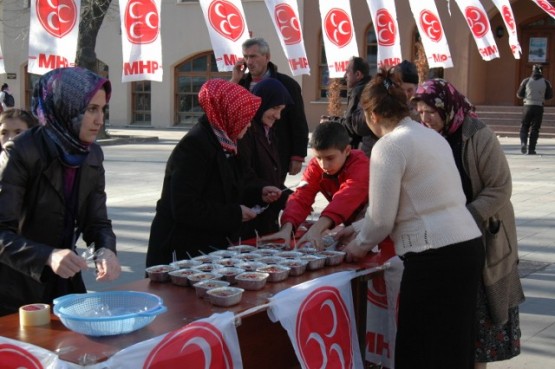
[
  {"x1": 408, "y1": 0, "x2": 454, "y2": 68},
  {"x1": 365, "y1": 256, "x2": 403, "y2": 369},
  {"x1": 0, "y1": 336, "x2": 66, "y2": 369},
  {"x1": 28, "y1": 0, "x2": 81, "y2": 75},
  {"x1": 317, "y1": 0, "x2": 358, "y2": 78},
  {"x1": 264, "y1": 0, "x2": 310, "y2": 76},
  {"x1": 365, "y1": 0, "x2": 403, "y2": 69},
  {"x1": 108, "y1": 312, "x2": 243, "y2": 369},
  {"x1": 118, "y1": 0, "x2": 163, "y2": 83},
  {"x1": 0, "y1": 43, "x2": 6, "y2": 75},
  {"x1": 199, "y1": 0, "x2": 250, "y2": 72},
  {"x1": 530, "y1": 0, "x2": 555, "y2": 20},
  {"x1": 267, "y1": 271, "x2": 364, "y2": 369},
  {"x1": 491, "y1": 0, "x2": 521, "y2": 58},
  {"x1": 454, "y1": 0, "x2": 500, "y2": 61}
]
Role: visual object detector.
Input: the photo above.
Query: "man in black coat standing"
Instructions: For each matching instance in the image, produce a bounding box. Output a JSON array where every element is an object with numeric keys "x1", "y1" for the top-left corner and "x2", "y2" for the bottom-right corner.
[{"x1": 231, "y1": 38, "x2": 309, "y2": 183}]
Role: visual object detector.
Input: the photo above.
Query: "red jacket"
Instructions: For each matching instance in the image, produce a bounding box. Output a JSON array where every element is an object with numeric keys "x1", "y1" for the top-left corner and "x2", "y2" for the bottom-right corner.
[{"x1": 281, "y1": 150, "x2": 369, "y2": 229}]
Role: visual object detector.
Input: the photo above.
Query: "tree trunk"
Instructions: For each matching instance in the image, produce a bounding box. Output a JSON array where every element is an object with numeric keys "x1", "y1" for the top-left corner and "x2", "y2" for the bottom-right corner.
[{"x1": 75, "y1": 0, "x2": 113, "y2": 139}]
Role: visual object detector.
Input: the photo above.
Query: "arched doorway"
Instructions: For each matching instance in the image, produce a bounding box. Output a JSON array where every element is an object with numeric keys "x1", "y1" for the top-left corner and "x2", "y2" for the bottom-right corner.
[
  {"x1": 519, "y1": 15, "x2": 555, "y2": 106},
  {"x1": 174, "y1": 52, "x2": 231, "y2": 127}
]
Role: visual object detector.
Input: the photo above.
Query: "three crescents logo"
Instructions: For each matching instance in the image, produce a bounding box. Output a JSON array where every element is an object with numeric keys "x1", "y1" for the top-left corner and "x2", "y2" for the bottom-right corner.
[
  {"x1": 208, "y1": 0, "x2": 245, "y2": 42},
  {"x1": 366, "y1": 273, "x2": 388, "y2": 309},
  {"x1": 143, "y1": 322, "x2": 234, "y2": 369},
  {"x1": 537, "y1": 0, "x2": 555, "y2": 17},
  {"x1": 296, "y1": 286, "x2": 353, "y2": 368},
  {"x1": 375, "y1": 8, "x2": 396, "y2": 47},
  {"x1": 0, "y1": 343, "x2": 44, "y2": 369},
  {"x1": 274, "y1": 3, "x2": 302, "y2": 45},
  {"x1": 501, "y1": 6, "x2": 515, "y2": 31},
  {"x1": 464, "y1": 6, "x2": 489, "y2": 38},
  {"x1": 419, "y1": 9, "x2": 443, "y2": 43},
  {"x1": 124, "y1": 0, "x2": 160, "y2": 44},
  {"x1": 36, "y1": 0, "x2": 77, "y2": 39},
  {"x1": 324, "y1": 8, "x2": 353, "y2": 48}
]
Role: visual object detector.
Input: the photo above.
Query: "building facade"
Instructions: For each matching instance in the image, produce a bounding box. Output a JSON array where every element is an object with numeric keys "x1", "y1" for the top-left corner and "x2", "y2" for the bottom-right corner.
[{"x1": 0, "y1": 0, "x2": 553, "y2": 130}]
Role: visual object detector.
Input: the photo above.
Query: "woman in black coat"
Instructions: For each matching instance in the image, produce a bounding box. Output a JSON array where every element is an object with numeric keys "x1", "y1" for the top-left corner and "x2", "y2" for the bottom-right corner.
[
  {"x1": 146, "y1": 79, "x2": 281, "y2": 266},
  {"x1": 0, "y1": 67, "x2": 121, "y2": 316},
  {"x1": 238, "y1": 78, "x2": 293, "y2": 238}
]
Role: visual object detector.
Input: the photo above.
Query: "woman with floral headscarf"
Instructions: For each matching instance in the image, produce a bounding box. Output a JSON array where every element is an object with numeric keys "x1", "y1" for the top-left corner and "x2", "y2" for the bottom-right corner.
[
  {"x1": 0, "y1": 67, "x2": 121, "y2": 316},
  {"x1": 412, "y1": 78, "x2": 524, "y2": 369},
  {"x1": 146, "y1": 79, "x2": 282, "y2": 266}
]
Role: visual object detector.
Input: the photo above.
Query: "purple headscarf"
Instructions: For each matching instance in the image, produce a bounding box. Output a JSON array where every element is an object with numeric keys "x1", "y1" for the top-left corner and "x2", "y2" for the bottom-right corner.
[
  {"x1": 32, "y1": 67, "x2": 111, "y2": 161},
  {"x1": 412, "y1": 78, "x2": 477, "y2": 136}
]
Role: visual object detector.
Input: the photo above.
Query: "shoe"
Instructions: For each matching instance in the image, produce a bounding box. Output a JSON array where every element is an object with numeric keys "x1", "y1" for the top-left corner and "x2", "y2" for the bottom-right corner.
[
  {"x1": 528, "y1": 150, "x2": 537, "y2": 155},
  {"x1": 521, "y1": 144, "x2": 527, "y2": 154}
]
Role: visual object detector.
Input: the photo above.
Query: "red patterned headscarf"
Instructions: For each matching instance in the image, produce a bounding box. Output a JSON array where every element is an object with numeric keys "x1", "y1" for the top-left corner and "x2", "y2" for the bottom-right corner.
[
  {"x1": 412, "y1": 78, "x2": 477, "y2": 136},
  {"x1": 198, "y1": 79, "x2": 261, "y2": 154}
]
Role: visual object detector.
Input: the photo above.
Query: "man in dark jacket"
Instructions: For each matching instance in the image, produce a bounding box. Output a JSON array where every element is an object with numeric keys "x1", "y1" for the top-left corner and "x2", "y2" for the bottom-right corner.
[
  {"x1": 231, "y1": 37, "x2": 309, "y2": 183},
  {"x1": 517, "y1": 64, "x2": 553, "y2": 155}
]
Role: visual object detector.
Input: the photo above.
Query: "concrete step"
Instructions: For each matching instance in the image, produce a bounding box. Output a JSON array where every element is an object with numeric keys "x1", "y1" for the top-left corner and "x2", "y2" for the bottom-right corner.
[{"x1": 476, "y1": 105, "x2": 555, "y2": 138}]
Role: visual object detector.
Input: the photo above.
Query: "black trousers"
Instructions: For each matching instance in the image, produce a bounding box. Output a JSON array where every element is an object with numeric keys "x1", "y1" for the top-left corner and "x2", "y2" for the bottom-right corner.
[
  {"x1": 520, "y1": 105, "x2": 544, "y2": 150},
  {"x1": 395, "y1": 238, "x2": 484, "y2": 369}
]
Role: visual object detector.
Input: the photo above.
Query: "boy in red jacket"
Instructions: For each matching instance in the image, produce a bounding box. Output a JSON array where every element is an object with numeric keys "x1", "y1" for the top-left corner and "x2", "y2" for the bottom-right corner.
[{"x1": 260, "y1": 121, "x2": 369, "y2": 249}]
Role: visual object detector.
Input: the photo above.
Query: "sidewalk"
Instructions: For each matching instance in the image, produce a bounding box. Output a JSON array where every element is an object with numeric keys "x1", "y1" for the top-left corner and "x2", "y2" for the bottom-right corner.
[{"x1": 93, "y1": 128, "x2": 555, "y2": 368}]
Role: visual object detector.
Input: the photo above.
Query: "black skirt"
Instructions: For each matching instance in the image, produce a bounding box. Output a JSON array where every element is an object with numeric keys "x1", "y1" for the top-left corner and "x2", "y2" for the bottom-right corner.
[{"x1": 395, "y1": 237, "x2": 484, "y2": 369}]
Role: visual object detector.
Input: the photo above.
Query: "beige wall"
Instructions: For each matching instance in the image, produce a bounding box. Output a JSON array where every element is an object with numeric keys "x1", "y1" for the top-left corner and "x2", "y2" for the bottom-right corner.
[{"x1": 0, "y1": 0, "x2": 548, "y2": 129}]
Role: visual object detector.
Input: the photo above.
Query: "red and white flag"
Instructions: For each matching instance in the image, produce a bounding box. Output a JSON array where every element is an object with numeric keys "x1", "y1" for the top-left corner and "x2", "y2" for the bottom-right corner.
[
  {"x1": 267, "y1": 271, "x2": 364, "y2": 369},
  {"x1": 0, "y1": 43, "x2": 5, "y2": 75},
  {"x1": 365, "y1": 0, "x2": 403, "y2": 69},
  {"x1": 491, "y1": 0, "x2": 521, "y2": 59},
  {"x1": 530, "y1": 0, "x2": 555, "y2": 20},
  {"x1": 454, "y1": 0, "x2": 499, "y2": 61},
  {"x1": 408, "y1": 0, "x2": 453, "y2": 68},
  {"x1": 264, "y1": 0, "x2": 310, "y2": 76},
  {"x1": 108, "y1": 312, "x2": 243, "y2": 369},
  {"x1": 199, "y1": 0, "x2": 250, "y2": 72},
  {"x1": 28, "y1": 0, "x2": 81, "y2": 75},
  {"x1": 365, "y1": 256, "x2": 403, "y2": 369},
  {"x1": 118, "y1": 0, "x2": 163, "y2": 83},
  {"x1": 318, "y1": 0, "x2": 358, "y2": 78},
  {"x1": 0, "y1": 337, "x2": 62, "y2": 369}
]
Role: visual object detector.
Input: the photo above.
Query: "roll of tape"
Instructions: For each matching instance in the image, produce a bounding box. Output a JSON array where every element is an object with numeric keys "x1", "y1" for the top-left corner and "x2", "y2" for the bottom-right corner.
[{"x1": 19, "y1": 303, "x2": 51, "y2": 326}]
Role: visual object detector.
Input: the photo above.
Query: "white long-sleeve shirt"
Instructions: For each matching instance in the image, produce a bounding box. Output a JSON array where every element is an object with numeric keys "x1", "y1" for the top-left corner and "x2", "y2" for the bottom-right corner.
[{"x1": 354, "y1": 117, "x2": 481, "y2": 256}]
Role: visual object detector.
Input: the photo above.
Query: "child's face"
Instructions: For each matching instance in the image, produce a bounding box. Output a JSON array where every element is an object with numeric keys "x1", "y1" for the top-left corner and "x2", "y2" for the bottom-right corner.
[
  {"x1": 0, "y1": 118, "x2": 29, "y2": 147},
  {"x1": 313, "y1": 146, "x2": 351, "y2": 176}
]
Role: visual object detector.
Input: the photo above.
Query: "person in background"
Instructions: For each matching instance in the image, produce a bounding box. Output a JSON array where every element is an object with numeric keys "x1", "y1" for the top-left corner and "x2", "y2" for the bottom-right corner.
[
  {"x1": 146, "y1": 79, "x2": 281, "y2": 266},
  {"x1": 238, "y1": 78, "x2": 293, "y2": 239},
  {"x1": 0, "y1": 83, "x2": 10, "y2": 112},
  {"x1": 338, "y1": 69, "x2": 484, "y2": 369},
  {"x1": 0, "y1": 109, "x2": 39, "y2": 151},
  {"x1": 260, "y1": 121, "x2": 369, "y2": 250},
  {"x1": 412, "y1": 78, "x2": 524, "y2": 369},
  {"x1": 391, "y1": 60, "x2": 420, "y2": 122},
  {"x1": 323, "y1": 56, "x2": 373, "y2": 150},
  {"x1": 231, "y1": 37, "x2": 309, "y2": 182},
  {"x1": 516, "y1": 64, "x2": 553, "y2": 155},
  {"x1": 0, "y1": 67, "x2": 121, "y2": 316}
]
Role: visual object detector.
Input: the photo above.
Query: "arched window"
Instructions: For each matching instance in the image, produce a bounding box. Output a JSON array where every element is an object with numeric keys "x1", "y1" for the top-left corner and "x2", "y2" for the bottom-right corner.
[
  {"x1": 174, "y1": 52, "x2": 231, "y2": 126},
  {"x1": 318, "y1": 26, "x2": 377, "y2": 99},
  {"x1": 365, "y1": 25, "x2": 378, "y2": 77},
  {"x1": 131, "y1": 81, "x2": 151, "y2": 125}
]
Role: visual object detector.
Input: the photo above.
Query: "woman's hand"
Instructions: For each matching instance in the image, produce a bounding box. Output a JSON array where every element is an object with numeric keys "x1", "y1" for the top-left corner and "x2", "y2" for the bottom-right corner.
[
  {"x1": 296, "y1": 226, "x2": 324, "y2": 249},
  {"x1": 240, "y1": 205, "x2": 257, "y2": 222},
  {"x1": 95, "y1": 248, "x2": 122, "y2": 281},
  {"x1": 342, "y1": 239, "x2": 371, "y2": 263},
  {"x1": 47, "y1": 249, "x2": 88, "y2": 279},
  {"x1": 262, "y1": 186, "x2": 282, "y2": 203},
  {"x1": 335, "y1": 225, "x2": 357, "y2": 247},
  {"x1": 259, "y1": 223, "x2": 293, "y2": 248}
]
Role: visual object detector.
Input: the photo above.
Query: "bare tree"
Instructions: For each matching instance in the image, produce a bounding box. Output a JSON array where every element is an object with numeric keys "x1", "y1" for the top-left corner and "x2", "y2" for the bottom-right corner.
[{"x1": 75, "y1": 0, "x2": 114, "y2": 138}]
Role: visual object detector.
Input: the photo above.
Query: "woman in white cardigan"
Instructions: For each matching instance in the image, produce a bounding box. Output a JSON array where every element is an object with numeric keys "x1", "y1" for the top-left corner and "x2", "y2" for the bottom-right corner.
[{"x1": 338, "y1": 69, "x2": 484, "y2": 369}]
